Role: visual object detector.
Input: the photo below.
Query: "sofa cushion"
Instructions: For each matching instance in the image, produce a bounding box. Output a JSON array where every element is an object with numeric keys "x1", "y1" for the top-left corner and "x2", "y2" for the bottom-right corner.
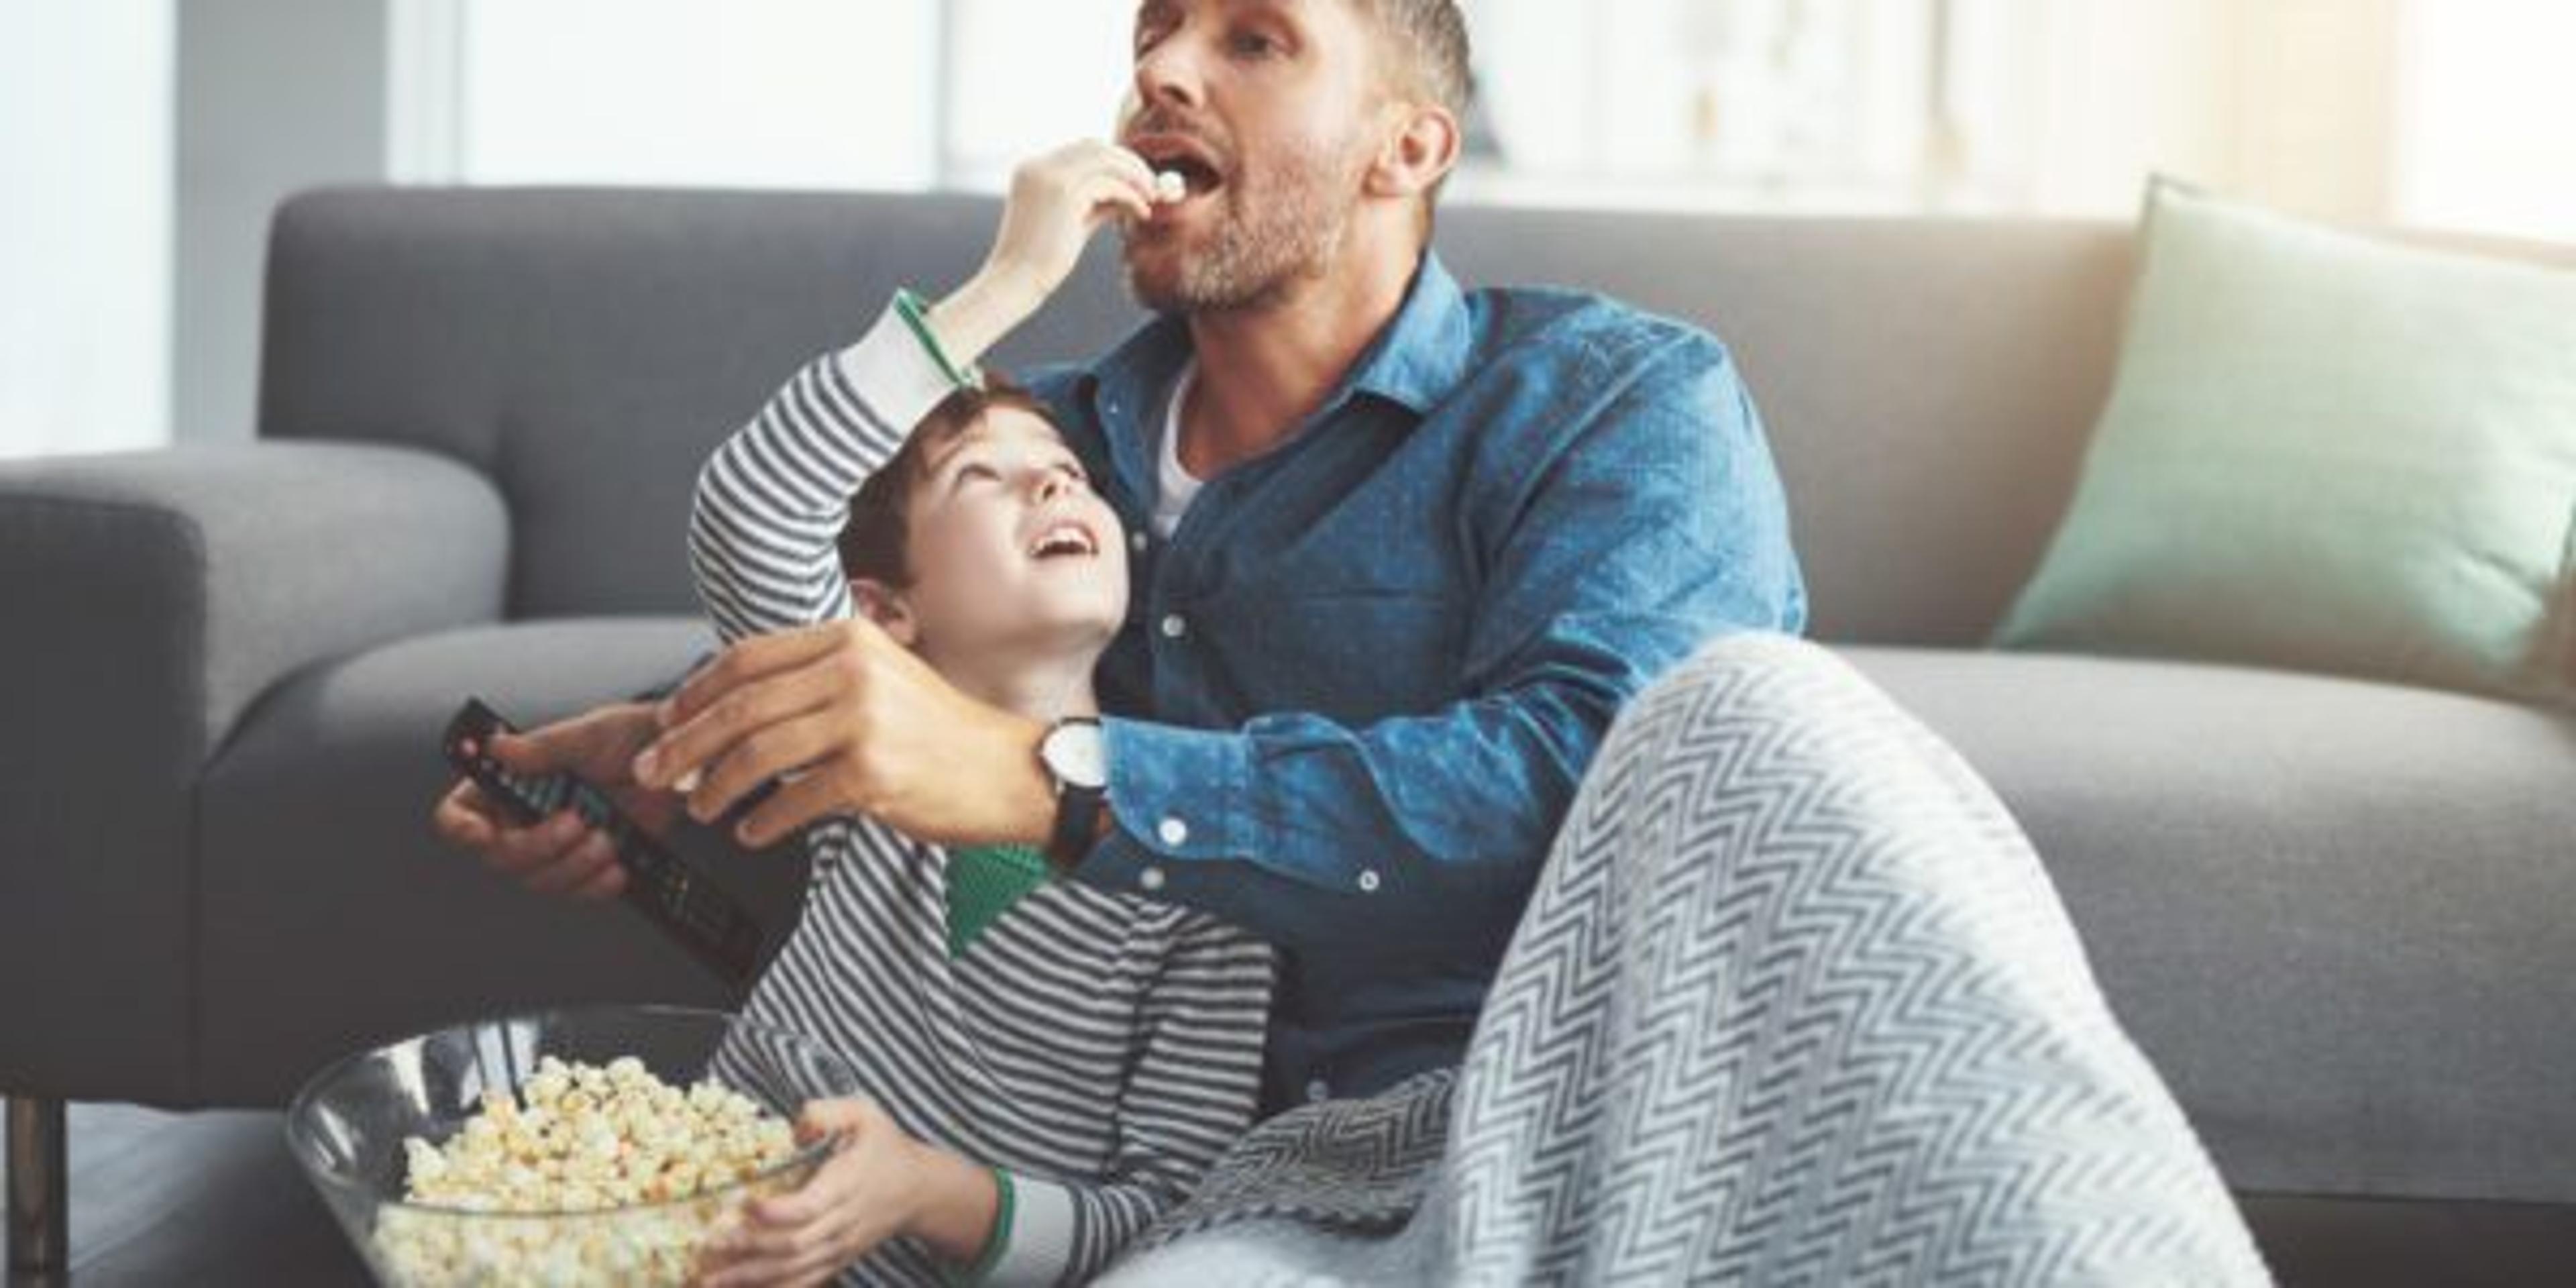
[
  {"x1": 1841, "y1": 645, "x2": 2576, "y2": 1205},
  {"x1": 193, "y1": 616, "x2": 818, "y2": 1105},
  {"x1": 1992, "y1": 181, "x2": 2576, "y2": 700}
]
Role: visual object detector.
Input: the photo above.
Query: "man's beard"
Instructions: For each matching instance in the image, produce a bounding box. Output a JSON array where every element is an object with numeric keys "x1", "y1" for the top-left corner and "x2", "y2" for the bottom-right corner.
[{"x1": 1122, "y1": 136, "x2": 1363, "y2": 315}]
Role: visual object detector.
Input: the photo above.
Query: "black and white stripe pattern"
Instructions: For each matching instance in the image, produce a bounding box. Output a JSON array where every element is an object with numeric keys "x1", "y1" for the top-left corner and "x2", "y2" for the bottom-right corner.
[
  {"x1": 692, "y1": 332, "x2": 1275, "y2": 1287},
  {"x1": 1102, "y1": 633, "x2": 2269, "y2": 1285},
  {"x1": 728, "y1": 820, "x2": 1273, "y2": 1285}
]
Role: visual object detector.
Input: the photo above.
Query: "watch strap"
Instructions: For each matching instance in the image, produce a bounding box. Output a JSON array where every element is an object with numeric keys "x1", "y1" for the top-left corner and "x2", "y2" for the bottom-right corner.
[{"x1": 1042, "y1": 718, "x2": 1106, "y2": 869}]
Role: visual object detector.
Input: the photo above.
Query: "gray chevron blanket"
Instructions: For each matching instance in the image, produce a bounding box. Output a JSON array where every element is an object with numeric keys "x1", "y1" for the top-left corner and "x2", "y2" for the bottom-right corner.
[{"x1": 1098, "y1": 633, "x2": 2271, "y2": 1286}]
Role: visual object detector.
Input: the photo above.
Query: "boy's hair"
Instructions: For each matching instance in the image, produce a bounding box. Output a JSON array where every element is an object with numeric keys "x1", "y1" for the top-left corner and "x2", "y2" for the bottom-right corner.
[{"x1": 836, "y1": 375, "x2": 1060, "y2": 590}]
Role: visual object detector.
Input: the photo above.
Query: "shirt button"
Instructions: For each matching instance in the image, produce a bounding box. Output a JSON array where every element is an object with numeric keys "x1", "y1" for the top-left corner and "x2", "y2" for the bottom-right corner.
[
  {"x1": 1157, "y1": 816, "x2": 1190, "y2": 847},
  {"x1": 1130, "y1": 530, "x2": 1149, "y2": 553},
  {"x1": 1357, "y1": 869, "x2": 1381, "y2": 893},
  {"x1": 1305, "y1": 1077, "x2": 1332, "y2": 1104},
  {"x1": 1159, "y1": 612, "x2": 1188, "y2": 639},
  {"x1": 1138, "y1": 865, "x2": 1167, "y2": 892}
]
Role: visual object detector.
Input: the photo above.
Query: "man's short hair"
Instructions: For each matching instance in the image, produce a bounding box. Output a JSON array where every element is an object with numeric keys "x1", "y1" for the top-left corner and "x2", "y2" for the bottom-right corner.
[
  {"x1": 1358, "y1": 0, "x2": 1470, "y2": 125},
  {"x1": 1353, "y1": 0, "x2": 1471, "y2": 215}
]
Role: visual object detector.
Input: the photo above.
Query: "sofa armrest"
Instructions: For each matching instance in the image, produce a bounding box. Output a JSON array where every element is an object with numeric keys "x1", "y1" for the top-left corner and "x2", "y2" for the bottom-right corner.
[
  {"x1": 0, "y1": 440, "x2": 504, "y2": 1102},
  {"x1": 0, "y1": 441, "x2": 508, "y2": 749}
]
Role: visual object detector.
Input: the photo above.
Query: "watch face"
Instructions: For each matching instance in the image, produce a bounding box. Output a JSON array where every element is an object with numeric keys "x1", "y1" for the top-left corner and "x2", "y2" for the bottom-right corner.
[{"x1": 1042, "y1": 720, "x2": 1108, "y2": 791}]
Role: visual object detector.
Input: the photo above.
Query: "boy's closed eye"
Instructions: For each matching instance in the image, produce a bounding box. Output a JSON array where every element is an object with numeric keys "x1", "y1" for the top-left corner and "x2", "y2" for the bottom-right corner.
[{"x1": 945, "y1": 454, "x2": 1090, "y2": 494}]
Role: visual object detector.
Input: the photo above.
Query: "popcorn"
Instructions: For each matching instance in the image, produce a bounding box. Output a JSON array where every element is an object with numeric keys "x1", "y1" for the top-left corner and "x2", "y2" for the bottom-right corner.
[
  {"x1": 1154, "y1": 169, "x2": 1187, "y2": 203},
  {"x1": 370, "y1": 1055, "x2": 808, "y2": 1286}
]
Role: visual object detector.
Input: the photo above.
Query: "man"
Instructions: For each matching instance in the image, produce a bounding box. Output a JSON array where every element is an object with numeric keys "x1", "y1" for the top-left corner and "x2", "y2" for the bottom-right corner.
[
  {"x1": 439, "y1": 5, "x2": 2279, "y2": 1281},
  {"x1": 439, "y1": 0, "x2": 1804, "y2": 1116}
]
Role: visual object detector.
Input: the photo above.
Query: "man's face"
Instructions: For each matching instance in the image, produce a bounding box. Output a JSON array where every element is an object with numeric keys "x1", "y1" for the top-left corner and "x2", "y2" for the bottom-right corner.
[
  {"x1": 1118, "y1": 0, "x2": 1391, "y2": 313},
  {"x1": 894, "y1": 409, "x2": 1128, "y2": 659}
]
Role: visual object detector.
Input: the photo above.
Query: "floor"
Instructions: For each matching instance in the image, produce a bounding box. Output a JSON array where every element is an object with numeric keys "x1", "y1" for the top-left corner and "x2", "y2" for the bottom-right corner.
[
  {"x1": 9, "y1": 1102, "x2": 2576, "y2": 1285},
  {"x1": 5, "y1": 1103, "x2": 366, "y2": 1286}
]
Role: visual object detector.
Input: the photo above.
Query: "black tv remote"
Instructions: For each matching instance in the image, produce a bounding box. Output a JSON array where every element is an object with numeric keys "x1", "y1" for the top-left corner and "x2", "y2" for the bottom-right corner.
[{"x1": 442, "y1": 697, "x2": 764, "y2": 987}]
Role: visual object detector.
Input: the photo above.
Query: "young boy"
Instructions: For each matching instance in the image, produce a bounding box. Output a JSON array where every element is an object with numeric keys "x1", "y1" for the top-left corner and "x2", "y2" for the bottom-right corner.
[{"x1": 687, "y1": 153, "x2": 1269, "y2": 1287}]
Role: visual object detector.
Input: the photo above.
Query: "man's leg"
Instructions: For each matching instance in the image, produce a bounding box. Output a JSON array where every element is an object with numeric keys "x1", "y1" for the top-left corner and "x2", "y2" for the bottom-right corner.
[
  {"x1": 1432, "y1": 631, "x2": 2271, "y2": 1285},
  {"x1": 1102, "y1": 633, "x2": 2272, "y2": 1285},
  {"x1": 5, "y1": 1094, "x2": 68, "y2": 1279}
]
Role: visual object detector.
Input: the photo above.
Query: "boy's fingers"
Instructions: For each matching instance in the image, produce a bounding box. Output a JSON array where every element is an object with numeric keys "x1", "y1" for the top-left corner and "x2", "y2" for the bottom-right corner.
[
  {"x1": 484, "y1": 811, "x2": 584, "y2": 875},
  {"x1": 1099, "y1": 142, "x2": 1159, "y2": 191},
  {"x1": 700, "y1": 1256, "x2": 791, "y2": 1288},
  {"x1": 794, "y1": 1101, "x2": 857, "y2": 1139},
  {"x1": 1093, "y1": 179, "x2": 1154, "y2": 223},
  {"x1": 431, "y1": 789, "x2": 492, "y2": 847},
  {"x1": 722, "y1": 1216, "x2": 815, "y2": 1258},
  {"x1": 570, "y1": 861, "x2": 628, "y2": 902},
  {"x1": 520, "y1": 832, "x2": 614, "y2": 894}
]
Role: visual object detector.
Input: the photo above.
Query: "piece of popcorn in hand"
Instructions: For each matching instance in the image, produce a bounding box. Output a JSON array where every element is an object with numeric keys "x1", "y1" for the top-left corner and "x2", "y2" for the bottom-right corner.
[{"x1": 1155, "y1": 170, "x2": 1187, "y2": 203}]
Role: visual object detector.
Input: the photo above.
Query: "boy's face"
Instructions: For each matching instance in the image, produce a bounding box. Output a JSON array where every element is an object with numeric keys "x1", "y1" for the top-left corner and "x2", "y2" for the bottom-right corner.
[
  {"x1": 1118, "y1": 0, "x2": 1392, "y2": 311},
  {"x1": 875, "y1": 409, "x2": 1128, "y2": 659}
]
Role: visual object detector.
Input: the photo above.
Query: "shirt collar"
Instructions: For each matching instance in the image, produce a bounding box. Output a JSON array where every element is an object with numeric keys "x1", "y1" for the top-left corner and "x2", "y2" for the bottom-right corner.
[
  {"x1": 1082, "y1": 250, "x2": 1476, "y2": 453},
  {"x1": 1342, "y1": 250, "x2": 1473, "y2": 416}
]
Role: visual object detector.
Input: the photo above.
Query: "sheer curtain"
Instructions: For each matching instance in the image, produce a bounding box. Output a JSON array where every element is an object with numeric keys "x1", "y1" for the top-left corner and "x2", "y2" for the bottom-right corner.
[{"x1": 0, "y1": 0, "x2": 172, "y2": 460}]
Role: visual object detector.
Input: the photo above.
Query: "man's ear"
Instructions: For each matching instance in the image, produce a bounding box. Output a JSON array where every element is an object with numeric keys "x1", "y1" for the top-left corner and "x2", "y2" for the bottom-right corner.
[
  {"x1": 849, "y1": 578, "x2": 920, "y2": 647},
  {"x1": 1364, "y1": 99, "x2": 1460, "y2": 201}
]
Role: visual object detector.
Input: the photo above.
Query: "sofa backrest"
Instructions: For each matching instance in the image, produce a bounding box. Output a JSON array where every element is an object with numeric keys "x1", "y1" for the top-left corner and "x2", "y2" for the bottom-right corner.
[{"x1": 260, "y1": 186, "x2": 2135, "y2": 645}]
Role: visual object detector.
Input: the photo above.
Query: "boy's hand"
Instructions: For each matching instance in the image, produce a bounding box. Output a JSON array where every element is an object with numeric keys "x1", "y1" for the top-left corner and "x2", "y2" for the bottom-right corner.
[
  {"x1": 985, "y1": 138, "x2": 1163, "y2": 303},
  {"x1": 928, "y1": 140, "x2": 1171, "y2": 366},
  {"x1": 430, "y1": 700, "x2": 678, "y2": 901},
  {"x1": 693, "y1": 1097, "x2": 1000, "y2": 1287}
]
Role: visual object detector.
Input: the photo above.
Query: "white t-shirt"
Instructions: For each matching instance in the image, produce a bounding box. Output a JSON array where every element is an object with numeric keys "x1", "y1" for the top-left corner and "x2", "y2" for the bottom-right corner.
[{"x1": 1152, "y1": 360, "x2": 1205, "y2": 540}]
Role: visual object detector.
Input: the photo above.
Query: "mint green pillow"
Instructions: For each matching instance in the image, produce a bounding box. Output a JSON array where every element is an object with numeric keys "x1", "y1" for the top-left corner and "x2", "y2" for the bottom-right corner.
[{"x1": 1994, "y1": 180, "x2": 2576, "y2": 699}]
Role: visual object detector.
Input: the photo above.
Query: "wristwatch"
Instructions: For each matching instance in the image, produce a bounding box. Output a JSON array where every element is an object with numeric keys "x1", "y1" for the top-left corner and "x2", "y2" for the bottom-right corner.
[{"x1": 1038, "y1": 716, "x2": 1108, "y2": 868}]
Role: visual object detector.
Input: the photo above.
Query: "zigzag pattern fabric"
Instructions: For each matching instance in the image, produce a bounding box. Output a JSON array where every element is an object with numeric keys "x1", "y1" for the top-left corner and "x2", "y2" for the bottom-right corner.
[{"x1": 1103, "y1": 633, "x2": 2271, "y2": 1285}]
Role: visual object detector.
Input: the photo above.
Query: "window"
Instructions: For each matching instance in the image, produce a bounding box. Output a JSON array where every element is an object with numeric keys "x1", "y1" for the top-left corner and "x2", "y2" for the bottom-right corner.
[
  {"x1": 2392, "y1": 0, "x2": 2576, "y2": 242},
  {"x1": 940, "y1": 0, "x2": 1136, "y2": 189},
  {"x1": 0, "y1": 0, "x2": 170, "y2": 460},
  {"x1": 388, "y1": 0, "x2": 2576, "y2": 239},
  {"x1": 393, "y1": 0, "x2": 934, "y2": 189}
]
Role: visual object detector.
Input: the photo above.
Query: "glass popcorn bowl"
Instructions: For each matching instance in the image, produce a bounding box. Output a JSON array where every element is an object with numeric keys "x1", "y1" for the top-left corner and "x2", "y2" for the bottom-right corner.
[{"x1": 286, "y1": 1004, "x2": 861, "y2": 1287}]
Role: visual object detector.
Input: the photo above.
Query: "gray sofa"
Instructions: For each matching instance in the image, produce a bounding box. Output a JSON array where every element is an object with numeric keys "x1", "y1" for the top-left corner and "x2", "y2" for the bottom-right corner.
[{"x1": 5, "y1": 188, "x2": 2572, "y2": 1281}]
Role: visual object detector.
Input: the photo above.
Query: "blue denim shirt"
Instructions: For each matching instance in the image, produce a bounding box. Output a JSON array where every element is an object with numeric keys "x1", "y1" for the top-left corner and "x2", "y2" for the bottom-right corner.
[{"x1": 1026, "y1": 252, "x2": 1806, "y2": 1112}]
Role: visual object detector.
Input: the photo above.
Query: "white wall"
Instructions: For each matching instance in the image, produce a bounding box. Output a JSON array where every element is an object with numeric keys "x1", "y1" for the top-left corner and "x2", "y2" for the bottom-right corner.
[
  {"x1": 174, "y1": 0, "x2": 389, "y2": 445},
  {"x1": 0, "y1": 0, "x2": 174, "y2": 460},
  {"x1": 445, "y1": 0, "x2": 934, "y2": 189},
  {"x1": 2006, "y1": 0, "x2": 2398, "y2": 221},
  {"x1": 9, "y1": 0, "x2": 2569, "y2": 465},
  {"x1": 2393, "y1": 0, "x2": 2576, "y2": 241}
]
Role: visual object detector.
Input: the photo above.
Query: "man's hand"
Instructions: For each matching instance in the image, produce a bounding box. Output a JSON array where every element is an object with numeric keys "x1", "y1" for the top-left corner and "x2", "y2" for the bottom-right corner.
[
  {"x1": 927, "y1": 140, "x2": 1166, "y2": 367},
  {"x1": 429, "y1": 700, "x2": 675, "y2": 901},
  {"x1": 692, "y1": 1097, "x2": 1000, "y2": 1287},
  {"x1": 630, "y1": 619, "x2": 1057, "y2": 851}
]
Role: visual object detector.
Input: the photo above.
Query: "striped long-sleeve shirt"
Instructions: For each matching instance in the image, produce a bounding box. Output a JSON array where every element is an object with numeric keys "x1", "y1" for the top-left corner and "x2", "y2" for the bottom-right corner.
[{"x1": 690, "y1": 305, "x2": 1275, "y2": 1287}]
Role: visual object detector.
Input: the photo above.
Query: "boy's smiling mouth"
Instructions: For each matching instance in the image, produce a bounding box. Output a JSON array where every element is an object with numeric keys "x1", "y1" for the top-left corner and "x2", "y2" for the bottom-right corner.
[{"x1": 1026, "y1": 519, "x2": 1103, "y2": 561}]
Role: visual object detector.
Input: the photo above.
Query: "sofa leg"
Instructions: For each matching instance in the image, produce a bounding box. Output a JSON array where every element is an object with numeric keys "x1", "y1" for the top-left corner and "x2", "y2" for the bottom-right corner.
[{"x1": 5, "y1": 1095, "x2": 68, "y2": 1279}]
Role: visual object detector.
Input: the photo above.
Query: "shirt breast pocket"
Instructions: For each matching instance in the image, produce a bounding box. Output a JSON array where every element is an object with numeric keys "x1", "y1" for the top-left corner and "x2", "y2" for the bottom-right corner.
[{"x1": 1223, "y1": 586, "x2": 1470, "y2": 725}]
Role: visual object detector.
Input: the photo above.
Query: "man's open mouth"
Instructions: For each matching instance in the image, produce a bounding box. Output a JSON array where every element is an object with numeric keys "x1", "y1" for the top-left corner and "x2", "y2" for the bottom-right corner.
[
  {"x1": 1129, "y1": 133, "x2": 1228, "y2": 203},
  {"x1": 1155, "y1": 157, "x2": 1223, "y2": 198}
]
